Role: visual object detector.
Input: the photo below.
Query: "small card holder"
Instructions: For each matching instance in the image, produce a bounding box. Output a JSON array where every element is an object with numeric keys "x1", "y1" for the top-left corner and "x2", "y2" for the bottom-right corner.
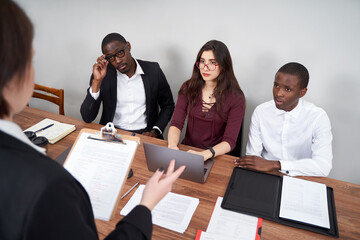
[{"x1": 221, "y1": 167, "x2": 339, "y2": 238}]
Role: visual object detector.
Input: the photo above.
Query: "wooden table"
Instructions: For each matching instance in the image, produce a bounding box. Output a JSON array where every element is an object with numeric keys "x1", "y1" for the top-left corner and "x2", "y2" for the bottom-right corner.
[{"x1": 14, "y1": 107, "x2": 360, "y2": 240}]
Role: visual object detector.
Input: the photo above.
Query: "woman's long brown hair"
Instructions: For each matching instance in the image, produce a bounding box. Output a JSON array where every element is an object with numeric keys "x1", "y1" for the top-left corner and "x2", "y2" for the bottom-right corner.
[{"x1": 180, "y1": 40, "x2": 243, "y2": 118}]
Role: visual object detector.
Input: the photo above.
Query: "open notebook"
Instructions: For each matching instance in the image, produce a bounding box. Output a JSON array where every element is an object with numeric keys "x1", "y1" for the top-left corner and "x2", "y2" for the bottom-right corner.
[{"x1": 25, "y1": 118, "x2": 76, "y2": 144}]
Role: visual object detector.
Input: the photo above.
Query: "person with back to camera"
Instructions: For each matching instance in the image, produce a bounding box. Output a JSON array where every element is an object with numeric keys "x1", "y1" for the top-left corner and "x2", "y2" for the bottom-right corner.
[
  {"x1": 80, "y1": 32, "x2": 174, "y2": 139},
  {"x1": 168, "y1": 40, "x2": 245, "y2": 161},
  {"x1": 0, "y1": 1, "x2": 185, "y2": 239},
  {"x1": 234, "y1": 62, "x2": 333, "y2": 177}
]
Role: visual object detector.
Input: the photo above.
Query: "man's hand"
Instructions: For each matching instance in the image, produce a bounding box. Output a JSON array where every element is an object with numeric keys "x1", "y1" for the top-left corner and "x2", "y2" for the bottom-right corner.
[
  {"x1": 91, "y1": 55, "x2": 108, "y2": 92},
  {"x1": 142, "y1": 130, "x2": 158, "y2": 138},
  {"x1": 234, "y1": 155, "x2": 281, "y2": 172}
]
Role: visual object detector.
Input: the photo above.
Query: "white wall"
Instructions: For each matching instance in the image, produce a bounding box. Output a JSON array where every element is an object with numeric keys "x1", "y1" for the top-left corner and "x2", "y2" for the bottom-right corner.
[{"x1": 17, "y1": 0, "x2": 360, "y2": 184}]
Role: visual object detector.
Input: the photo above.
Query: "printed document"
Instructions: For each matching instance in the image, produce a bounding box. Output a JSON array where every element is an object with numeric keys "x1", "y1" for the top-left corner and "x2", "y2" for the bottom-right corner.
[
  {"x1": 64, "y1": 131, "x2": 137, "y2": 221},
  {"x1": 279, "y1": 176, "x2": 330, "y2": 229},
  {"x1": 121, "y1": 184, "x2": 199, "y2": 233},
  {"x1": 205, "y1": 197, "x2": 260, "y2": 240}
]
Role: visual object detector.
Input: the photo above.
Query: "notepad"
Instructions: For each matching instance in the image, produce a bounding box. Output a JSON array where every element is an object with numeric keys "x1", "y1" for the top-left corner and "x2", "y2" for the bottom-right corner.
[{"x1": 25, "y1": 118, "x2": 76, "y2": 144}]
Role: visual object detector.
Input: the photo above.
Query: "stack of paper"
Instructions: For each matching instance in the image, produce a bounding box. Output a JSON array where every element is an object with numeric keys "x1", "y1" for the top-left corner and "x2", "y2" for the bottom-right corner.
[
  {"x1": 279, "y1": 176, "x2": 330, "y2": 229},
  {"x1": 25, "y1": 118, "x2": 75, "y2": 144},
  {"x1": 64, "y1": 130, "x2": 138, "y2": 221},
  {"x1": 121, "y1": 184, "x2": 199, "y2": 233},
  {"x1": 196, "y1": 197, "x2": 261, "y2": 240}
]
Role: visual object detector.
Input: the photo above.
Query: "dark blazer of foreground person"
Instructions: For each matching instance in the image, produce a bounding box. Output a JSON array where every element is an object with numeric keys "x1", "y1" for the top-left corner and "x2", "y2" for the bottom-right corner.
[{"x1": 0, "y1": 130, "x2": 152, "y2": 240}]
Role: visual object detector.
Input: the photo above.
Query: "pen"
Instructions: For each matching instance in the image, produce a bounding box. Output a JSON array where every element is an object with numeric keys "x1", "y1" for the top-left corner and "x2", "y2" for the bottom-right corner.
[
  {"x1": 121, "y1": 182, "x2": 139, "y2": 199},
  {"x1": 34, "y1": 123, "x2": 54, "y2": 133}
]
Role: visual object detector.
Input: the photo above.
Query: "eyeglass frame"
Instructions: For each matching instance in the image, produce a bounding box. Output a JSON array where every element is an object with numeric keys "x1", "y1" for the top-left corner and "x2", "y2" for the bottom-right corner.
[
  {"x1": 195, "y1": 61, "x2": 219, "y2": 71},
  {"x1": 24, "y1": 131, "x2": 49, "y2": 147},
  {"x1": 105, "y1": 43, "x2": 128, "y2": 62}
]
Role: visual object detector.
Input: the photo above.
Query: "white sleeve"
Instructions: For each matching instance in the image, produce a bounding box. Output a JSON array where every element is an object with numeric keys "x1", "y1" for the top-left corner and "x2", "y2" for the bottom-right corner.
[
  {"x1": 280, "y1": 112, "x2": 333, "y2": 177},
  {"x1": 246, "y1": 107, "x2": 263, "y2": 157},
  {"x1": 89, "y1": 87, "x2": 100, "y2": 100}
]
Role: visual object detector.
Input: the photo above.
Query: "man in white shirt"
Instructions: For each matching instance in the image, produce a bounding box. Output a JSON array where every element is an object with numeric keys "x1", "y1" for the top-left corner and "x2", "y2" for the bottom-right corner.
[
  {"x1": 234, "y1": 62, "x2": 333, "y2": 177},
  {"x1": 80, "y1": 33, "x2": 174, "y2": 138}
]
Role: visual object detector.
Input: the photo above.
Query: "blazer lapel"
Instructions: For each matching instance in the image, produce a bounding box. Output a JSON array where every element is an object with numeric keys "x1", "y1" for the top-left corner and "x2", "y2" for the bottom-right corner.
[
  {"x1": 108, "y1": 66, "x2": 118, "y2": 122},
  {"x1": 138, "y1": 60, "x2": 151, "y2": 125}
]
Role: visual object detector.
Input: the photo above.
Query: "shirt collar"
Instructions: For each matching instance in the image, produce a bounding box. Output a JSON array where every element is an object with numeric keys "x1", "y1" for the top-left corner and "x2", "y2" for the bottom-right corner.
[
  {"x1": 274, "y1": 99, "x2": 303, "y2": 119},
  {"x1": 116, "y1": 58, "x2": 144, "y2": 80},
  {"x1": 0, "y1": 120, "x2": 46, "y2": 154}
]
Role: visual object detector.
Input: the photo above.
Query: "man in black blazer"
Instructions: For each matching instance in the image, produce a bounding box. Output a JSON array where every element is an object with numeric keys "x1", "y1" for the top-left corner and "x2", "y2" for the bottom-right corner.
[{"x1": 80, "y1": 33, "x2": 174, "y2": 138}]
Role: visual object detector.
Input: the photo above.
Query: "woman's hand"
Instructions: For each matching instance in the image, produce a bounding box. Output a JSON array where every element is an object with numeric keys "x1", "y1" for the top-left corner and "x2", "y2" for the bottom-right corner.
[
  {"x1": 187, "y1": 149, "x2": 212, "y2": 161},
  {"x1": 140, "y1": 160, "x2": 185, "y2": 211}
]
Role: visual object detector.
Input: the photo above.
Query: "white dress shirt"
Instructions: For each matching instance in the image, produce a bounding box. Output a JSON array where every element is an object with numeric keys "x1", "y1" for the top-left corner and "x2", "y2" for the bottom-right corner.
[
  {"x1": 0, "y1": 120, "x2": 46, "y2": 154},
  {"x1": 246, "y1": 99, "x2": 333, "y2": 177},
  {"x1": 90, "y1": 59, "x2": 147, "y2": 131}
]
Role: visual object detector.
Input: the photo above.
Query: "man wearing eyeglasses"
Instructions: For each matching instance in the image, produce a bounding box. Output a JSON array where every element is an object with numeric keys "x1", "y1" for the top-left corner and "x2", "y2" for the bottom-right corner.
[{"x1": 80, "y1": 33, "x2": 174, "y2": 138}]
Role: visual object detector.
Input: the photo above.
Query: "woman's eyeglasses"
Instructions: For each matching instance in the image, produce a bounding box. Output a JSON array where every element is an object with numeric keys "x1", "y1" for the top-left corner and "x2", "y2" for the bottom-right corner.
[
  {"x1": 196, "y1": 61, "x2": 218, "y2": 71},
  {"x1": 105, "y1": 44, "x2": 127, "y2": 62}
]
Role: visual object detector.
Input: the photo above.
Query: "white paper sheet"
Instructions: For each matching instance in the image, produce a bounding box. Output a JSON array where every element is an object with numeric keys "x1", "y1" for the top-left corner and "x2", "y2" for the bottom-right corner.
[
  {"x1": 197, "y1": 230, "x2": 239, "y2": 240},
  {"x1": 64, "y1": 131, "x2": 137, "y2": 221},
  {"x1": 279, "y1": 176, "x2": 330, "y2": 229},
  {"x1": 120, "y1": 184, "x2": 199, "y2": 233},
  {"x1": 205, "y1": 197, "x2": 259, "y2": 240}
]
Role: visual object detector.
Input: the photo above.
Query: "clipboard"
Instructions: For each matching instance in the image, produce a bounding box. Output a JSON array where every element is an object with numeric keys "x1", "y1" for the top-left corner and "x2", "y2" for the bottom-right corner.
[
  {"x1": 63, "y1": 128, "x2": 140, "y2": 221},
  {"x1": 221, "y1": 167, "x2": 339, "y2": 238}
]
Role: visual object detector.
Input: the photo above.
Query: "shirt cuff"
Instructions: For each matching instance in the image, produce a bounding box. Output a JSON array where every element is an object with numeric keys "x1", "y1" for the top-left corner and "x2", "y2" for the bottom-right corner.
[
  {"x1": 279, "y1": 160, "x2": 295, "y2": 175},
  {"x1": 152, "y1": 126, "x2": 162, "y2": 135},
  {"x1": 89, "y1": 87, "x2": 100, "y2": 100}
]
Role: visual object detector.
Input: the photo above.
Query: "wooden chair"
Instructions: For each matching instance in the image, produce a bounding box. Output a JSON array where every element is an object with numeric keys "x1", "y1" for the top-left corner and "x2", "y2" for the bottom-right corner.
[{"x1": 32, "y1": 84, "x2": 65, "y2": 115}]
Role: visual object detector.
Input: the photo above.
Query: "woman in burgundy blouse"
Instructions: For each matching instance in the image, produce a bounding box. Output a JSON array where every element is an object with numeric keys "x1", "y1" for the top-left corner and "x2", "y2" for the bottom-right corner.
[{"x1": 168, "y1": 40, "x2": 245, "y2": 161}]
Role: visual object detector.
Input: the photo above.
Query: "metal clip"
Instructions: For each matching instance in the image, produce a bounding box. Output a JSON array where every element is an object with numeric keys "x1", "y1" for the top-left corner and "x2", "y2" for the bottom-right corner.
[{"x1": 88, "y1": 122, "x2": 126, "y2": 144}]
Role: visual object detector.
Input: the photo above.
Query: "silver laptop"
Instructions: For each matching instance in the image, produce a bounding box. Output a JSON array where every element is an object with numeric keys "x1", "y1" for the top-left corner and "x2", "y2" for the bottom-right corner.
[{"x1": 143, "y1": 142, "x2": 214, "y2": 183}]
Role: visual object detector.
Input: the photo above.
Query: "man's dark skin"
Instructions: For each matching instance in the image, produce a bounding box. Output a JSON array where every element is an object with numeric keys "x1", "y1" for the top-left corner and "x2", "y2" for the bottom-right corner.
[
  {"x1": 92, "y1": 40, "x2": 158, "y2": 138},
  {"x1": 234, "y1": 71, "x2": 307, "y2": 172}
]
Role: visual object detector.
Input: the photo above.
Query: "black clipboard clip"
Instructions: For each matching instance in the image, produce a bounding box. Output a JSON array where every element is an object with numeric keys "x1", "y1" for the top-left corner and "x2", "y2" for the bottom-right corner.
[{"x1": 88, "y1": 122, "x2": 126, "y2": 144}]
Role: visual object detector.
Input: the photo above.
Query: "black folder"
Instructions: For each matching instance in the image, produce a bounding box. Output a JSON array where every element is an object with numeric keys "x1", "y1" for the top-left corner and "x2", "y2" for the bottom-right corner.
[{"x1": 221, "y1": 167, "x2": 339, "y2": 238}]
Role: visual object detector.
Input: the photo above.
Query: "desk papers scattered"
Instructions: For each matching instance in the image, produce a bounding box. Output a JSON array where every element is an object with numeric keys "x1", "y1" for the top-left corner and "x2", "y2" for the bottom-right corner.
[
  {"x1": 279, "y1": 176, "x2": 330, "y2": 229},
  {"x1": 196, "y1": 197, "x2": 261, "y2": 240},
  {"x1": 25, "y1": 118, "x2": 75, "y2": 144},
  {"x1": 64, "y1": 131, "x2": 137, "y2": 221},
  {"x1": 120, "y1": 184, "x2": 199, "y2": 233}
]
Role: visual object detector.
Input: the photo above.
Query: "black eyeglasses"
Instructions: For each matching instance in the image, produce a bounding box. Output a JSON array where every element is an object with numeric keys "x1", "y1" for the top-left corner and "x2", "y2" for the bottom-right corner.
[
  {"x1": 196, "y1": 61, "x2": 218, "y2": 71},
  {"x1": 24, "y1": 131, "x2": 49, "y2": 147},
  {"x1": 105, "y1": 44, "x2": 127, "y2": 62}
]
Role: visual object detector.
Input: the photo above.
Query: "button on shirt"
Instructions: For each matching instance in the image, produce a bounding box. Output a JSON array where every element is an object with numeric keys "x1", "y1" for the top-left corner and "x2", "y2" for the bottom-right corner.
[
  {"x1": 246, "y1": 99, "x2": 333, "y2": 177},
  {"x1": 90, "y1": 59, "x2": 147, "y2": 131}
]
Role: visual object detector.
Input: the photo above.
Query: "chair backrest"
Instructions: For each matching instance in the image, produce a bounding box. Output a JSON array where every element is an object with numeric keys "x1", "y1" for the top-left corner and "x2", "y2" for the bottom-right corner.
[
  {"x1": 229, "y1": 119, "x2": 244, "y2": 157},
  {"x1": 32, "y1": 84, "x2": 65, "y2": 115}
]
